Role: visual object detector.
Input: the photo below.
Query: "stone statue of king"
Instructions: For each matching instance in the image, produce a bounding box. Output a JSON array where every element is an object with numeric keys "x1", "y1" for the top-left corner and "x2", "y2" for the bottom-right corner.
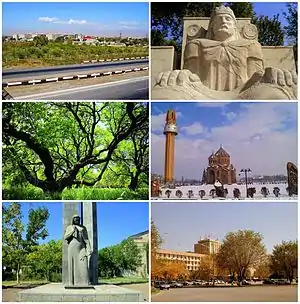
[{"x1": 152, "y1": 5, "x2": 297, "y2": 100}]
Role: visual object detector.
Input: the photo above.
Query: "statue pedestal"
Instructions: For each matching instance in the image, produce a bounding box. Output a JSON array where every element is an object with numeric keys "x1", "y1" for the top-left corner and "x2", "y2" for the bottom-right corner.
[{"x1": 19, "y1": 283, "x2": 144, "y2": 302}]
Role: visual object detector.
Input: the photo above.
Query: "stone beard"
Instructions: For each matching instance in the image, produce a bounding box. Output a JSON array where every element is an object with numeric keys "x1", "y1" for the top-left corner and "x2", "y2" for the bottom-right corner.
[{"x1": 64, "y1": 215, "x2": 92, "y2": 286}]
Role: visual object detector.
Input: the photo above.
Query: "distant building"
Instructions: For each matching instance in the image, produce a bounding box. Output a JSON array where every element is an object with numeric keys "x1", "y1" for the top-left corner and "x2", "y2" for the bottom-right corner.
[
  {"x1": 156, "y1": 249, "x2": 205, "y2": 271},
  {"x1": 194, "y1": 238, "x2": 221, "y2": 255},
  {"x1": 128, "y1": 230, "x2": 149, "y2": 277},
  {"x1": 205, "y1": 146, "x2": 237, "y2": 185}
]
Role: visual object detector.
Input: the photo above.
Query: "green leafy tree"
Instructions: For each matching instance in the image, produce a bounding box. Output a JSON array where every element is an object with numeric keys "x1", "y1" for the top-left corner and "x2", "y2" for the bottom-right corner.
[
  {"x1": 252, "y1": 14, "x2": 284, "y2": 46},
  {"x1": 283, "y1": 3, "x2": 297, "y2": 69},
  {"x1": 108, "y1": 123, "x2": 149, "y2": 191},
  {"x1": 270, "y1": 240, "x2": 298, "y2": 282},
  {"x1": 33, "y1": 35, "x2": 49, "y2": 47},
  {"x1": 26, "y1": 240, "x2": 62, "y2": 282},
  {"x1": 3, "y1": 102, "x2": 148, "y2": 197},
  {"x1": 2, "y1": 203, "x2": 49, "y2": 283},
  {"x1": 216, "y1": 230, "x2": 267, "y2": 282},
  {"x1": 98, "y1": 238, "x2": 142, "y2": 278}
]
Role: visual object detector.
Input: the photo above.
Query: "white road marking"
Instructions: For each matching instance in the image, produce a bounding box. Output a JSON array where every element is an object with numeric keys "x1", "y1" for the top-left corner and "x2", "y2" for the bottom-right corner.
[{"x1": 16, "y1": 76, "x2": 149, "y2": 99}]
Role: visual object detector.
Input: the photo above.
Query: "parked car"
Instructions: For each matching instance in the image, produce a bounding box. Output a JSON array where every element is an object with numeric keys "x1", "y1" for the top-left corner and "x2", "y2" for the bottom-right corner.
[
  {"x1": 185, "y1": 281, "x2": 194, "y2": 286},
  {"x1": 154, "y1": 281, "x2": 170, "y2": 290},
  {"x1": 169, "y1": 281, "x2": 183, "y2": 288}
]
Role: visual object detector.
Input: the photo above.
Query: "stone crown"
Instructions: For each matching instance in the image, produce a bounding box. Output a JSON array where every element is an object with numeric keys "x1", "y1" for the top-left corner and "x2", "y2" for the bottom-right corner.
[{"x1": 214, "y1": 6, "x2": 235, "y2": 19}]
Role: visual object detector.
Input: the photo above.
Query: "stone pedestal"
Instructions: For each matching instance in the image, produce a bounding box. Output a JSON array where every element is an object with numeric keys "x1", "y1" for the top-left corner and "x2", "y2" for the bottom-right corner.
[{"x1": 19, "y1": 283, "x2": 144, "y2": 302}]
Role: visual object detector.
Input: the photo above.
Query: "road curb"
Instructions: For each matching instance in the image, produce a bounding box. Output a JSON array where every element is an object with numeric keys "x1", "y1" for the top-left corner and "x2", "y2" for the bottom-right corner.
[
  {"x1": 2, "y1": 66, "x2": 149, "y2": 87},
  {"x1": 81, "y1": 56, "x2": 149, "y2": 64}
]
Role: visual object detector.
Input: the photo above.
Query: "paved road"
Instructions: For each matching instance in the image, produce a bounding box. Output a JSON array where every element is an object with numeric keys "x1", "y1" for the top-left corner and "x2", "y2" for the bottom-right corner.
[
  {"x1": 119, "y1": 283, "x2": 149, "y2": 302},
  {"x1": 17, "y1": 77, "x2": 149, "y2": 100},
  {"x1": 3, "y1": 59, "x2": 148, "y2": 81},
  {"x1": 152, "y1": 286, "x2": 298, "y2": 302}
]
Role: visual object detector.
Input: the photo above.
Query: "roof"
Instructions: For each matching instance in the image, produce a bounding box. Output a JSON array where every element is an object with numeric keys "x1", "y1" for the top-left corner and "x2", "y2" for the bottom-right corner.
[
  {"x1": 215, "y1": 146, "x2": 230, "y2": 157},
  {"x1": 128, "y1": 230, "x2": 149, "y2": 239}
]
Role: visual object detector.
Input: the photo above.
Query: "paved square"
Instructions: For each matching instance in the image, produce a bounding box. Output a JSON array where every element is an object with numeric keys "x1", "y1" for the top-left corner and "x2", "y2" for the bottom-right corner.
[{"x1": 152, "y1": 286, "x2": 298, "y2": 302}]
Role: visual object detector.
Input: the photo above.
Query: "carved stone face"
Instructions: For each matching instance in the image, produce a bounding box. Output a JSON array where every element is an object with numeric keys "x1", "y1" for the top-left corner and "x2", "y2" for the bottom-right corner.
[
  {"x1": 73, "y1": 216, "x2": 80, "y2": 225},
  {"x1": 212, "y1": 13, "x2": 236, "y2": 41}
]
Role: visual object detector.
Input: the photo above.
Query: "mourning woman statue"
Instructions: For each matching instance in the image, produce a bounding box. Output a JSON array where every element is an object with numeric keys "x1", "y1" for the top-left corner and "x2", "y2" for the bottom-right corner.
[{"x1": 64, "y1": 215, "x2": 92, "y2": 286}]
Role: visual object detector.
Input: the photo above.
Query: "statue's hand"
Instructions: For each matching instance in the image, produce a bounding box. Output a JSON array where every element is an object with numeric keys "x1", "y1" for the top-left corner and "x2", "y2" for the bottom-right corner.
[
  {"x1": 156, "y1": 70, "x2": 201, "y2": 87},
  {"x1": 262, "y1": 67, "x2": 297, "y2": 87}
]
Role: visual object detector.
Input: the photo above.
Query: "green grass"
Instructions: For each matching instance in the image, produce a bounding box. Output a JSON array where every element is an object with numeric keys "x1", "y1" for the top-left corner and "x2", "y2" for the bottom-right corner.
[
  {"x1": 100, "y1": 277, "x2": 149, "y2": 284},
  {"x1": 3, "y1": 186, "x2": 149, "y2": 200},
  {"x1": 3, "y1": 41, "x2": 148, "y2": 68},
  {"x1": 3, "y1": 279, "x2": 49, "y2": 287}
]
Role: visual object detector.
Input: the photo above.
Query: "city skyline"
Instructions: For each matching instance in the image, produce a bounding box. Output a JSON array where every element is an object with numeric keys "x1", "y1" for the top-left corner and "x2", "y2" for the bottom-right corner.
[
  {"x1": 3, "y1": 202, "x2": 149, "y2": 249},
  {"x1": 151, "y1": 102, "x2": 298, "y2": 179},
  {"x1": 2, "y1": 2, "x2": 149, "y2": 37},
  {"x1": 152, "y1": 202, "x2": 298, "y2": 254}
]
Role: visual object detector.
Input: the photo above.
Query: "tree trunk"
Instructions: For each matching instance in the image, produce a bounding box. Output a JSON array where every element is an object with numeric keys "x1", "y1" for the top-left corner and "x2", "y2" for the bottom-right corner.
[
  {"x1": 16, "y1": 263, "x2": 20, "y2": 284},
  {"x1": 129, "y1": 174, "x2": 139, "y2": 191}
]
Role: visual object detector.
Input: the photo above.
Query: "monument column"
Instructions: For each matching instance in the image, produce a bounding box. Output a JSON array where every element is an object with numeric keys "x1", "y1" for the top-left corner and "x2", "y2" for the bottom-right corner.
[
  {"x1": 164, "y1": 109, "x2": 178, "y2": 183},
  {"x1": 82, "y1": 202, "x2": 98, "y2": 285},
  {"x1": 62, "y1": 202, "x2": 79, "y2": 285}
]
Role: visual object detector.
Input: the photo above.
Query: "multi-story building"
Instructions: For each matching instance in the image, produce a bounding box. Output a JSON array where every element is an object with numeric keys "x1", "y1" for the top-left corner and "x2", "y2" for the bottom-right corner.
[
  {"x1": 194, "y1": 238, "x2": 221, "y2": 255},
  {"x1": 156, "y1": 249, "x2": 206, "y2": 271}
]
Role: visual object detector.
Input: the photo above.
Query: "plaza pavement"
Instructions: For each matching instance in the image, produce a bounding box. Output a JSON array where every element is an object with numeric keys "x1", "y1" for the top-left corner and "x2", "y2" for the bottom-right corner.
[{"x1": 152, "y1": 285, "x2": 298, "y2": 302}]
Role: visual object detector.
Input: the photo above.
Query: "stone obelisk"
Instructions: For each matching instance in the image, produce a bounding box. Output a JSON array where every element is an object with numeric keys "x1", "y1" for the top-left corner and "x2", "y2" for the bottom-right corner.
[
  {"x1": 164, "y1": 109, "x2": 178, "y2": 183},
  {"x1": 82, "y1": 202, "x2": 98, "y2": 285}
]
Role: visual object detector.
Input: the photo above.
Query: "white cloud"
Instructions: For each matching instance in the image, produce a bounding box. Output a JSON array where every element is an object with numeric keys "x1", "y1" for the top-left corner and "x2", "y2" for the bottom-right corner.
[
  {"x1": 119, "y1": 21, "x2": 139, "y2": 26},
  {"x1": 152, "y1": 103, "x2": 297, "y2": 178},
  {"x1": 38, "y1": 17, "x2": 58, "y2": 23},
  {"x1": 151, "y1": 111, "x2": 182, "y2": 132},
  {"x1": 38, "y1": 17, "x2": 89, "y2": 25},
  {"x1": 181, "y1": 122, "x2": 206, "y2": 135},
  {"x1": 196, "y1": 102, "x2": 231, "y2": 108}
]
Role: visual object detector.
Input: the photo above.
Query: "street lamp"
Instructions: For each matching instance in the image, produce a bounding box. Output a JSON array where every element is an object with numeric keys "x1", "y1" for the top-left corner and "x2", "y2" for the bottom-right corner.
[{"x1": 239, "y1": 168, "x2": 251, "y2": 198}]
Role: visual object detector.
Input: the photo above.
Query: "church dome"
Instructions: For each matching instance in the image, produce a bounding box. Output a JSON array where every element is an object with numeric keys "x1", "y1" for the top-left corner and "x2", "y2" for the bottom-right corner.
[{"x1": 215, "y1": 146, "x2": 230, "y2": 157}]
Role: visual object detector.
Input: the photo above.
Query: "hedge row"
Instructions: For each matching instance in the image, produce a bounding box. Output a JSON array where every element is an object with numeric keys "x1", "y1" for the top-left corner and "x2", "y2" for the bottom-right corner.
[{"x1": 3, "y1": 187, "x2": 149, "y2": 200}]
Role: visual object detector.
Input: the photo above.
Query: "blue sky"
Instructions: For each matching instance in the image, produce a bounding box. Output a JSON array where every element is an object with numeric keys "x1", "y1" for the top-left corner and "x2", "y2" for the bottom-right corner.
[
  {"x1": 2, "y1": 2, "x2": 149, "y2": 36},
  {"x1": 3, "y1": 202, "x2": 149, "y2": 249},
  {"x1": 151, "y1": 102, "x2": 298, "y2": 179},
  {"x1": 152, "y1": 202, "x2": 298, "y2": 254}
]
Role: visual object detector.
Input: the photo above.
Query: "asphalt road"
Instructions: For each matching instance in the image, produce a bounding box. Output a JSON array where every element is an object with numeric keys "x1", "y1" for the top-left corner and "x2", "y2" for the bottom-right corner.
[
  {"x1": 17, "y1": 76, "x2": 149, "y2": 100},
  {"x1": 3, "y1": 59, "x2": 148, "y2": 80},
  {"x1": 152, "y1": 286, "x2": 298, "y2": 302}
]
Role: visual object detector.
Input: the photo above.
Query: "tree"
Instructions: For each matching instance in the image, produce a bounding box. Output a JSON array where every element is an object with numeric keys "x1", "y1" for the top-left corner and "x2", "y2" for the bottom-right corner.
[
  {"x1": 33, "y1": 35, "x2": 49, "y2": 47},
  {"x1": 98, "y1": 238, "x2": 142, "y2": 278},
  {"x1": 26, "y1": 240, "x2": 62, "y2": 281},
  {"x1": 216, "y1": 230, "x2": 267, "y2": 282},
  {"x1": 2, "y1": 203, "x2": 49, "y2": 283},
  {"x1": 270, "y1": 240, "x2": 297, "y2": 282},
  {"x1": 253, "y1": 259, "x2": 271, "y2": 279},
  {"x1": 283, "y1": 3, "x2": 297, "y2": 44},
  {"x1": 252, "y1": 14, "x2": 284, "y2": 46},
  {"x1": 283, "y1": 3, "x2": 298, "y2": 69},
  {"x1": 201, "y1": 169, "x2": 206, "y2": 184},
  {"x1": 108, "y1": 123, "x2": 149, "y2": 191},
  {"x1": 3, "y1": 102, "x2": 148, "y2": 196}
]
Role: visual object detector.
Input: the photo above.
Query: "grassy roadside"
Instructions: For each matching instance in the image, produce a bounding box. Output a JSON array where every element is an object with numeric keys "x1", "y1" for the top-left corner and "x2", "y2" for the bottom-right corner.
[{"x1": 3, "y1": 42, "x2": 148, "y2": 69}]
